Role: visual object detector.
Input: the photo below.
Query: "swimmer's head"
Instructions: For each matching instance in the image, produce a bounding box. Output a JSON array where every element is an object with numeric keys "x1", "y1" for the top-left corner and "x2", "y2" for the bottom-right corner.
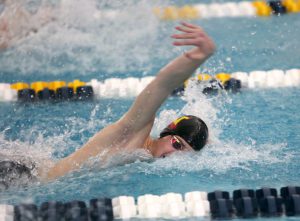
[{"x1": 160, "y1": 115, "x2": 208, "y2": 151}]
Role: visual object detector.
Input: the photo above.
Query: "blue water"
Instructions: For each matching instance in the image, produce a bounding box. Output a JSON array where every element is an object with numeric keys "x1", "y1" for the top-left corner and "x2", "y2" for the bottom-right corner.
[{"x1": 0, "y1": 1, "x2": 300, "y2": 220}]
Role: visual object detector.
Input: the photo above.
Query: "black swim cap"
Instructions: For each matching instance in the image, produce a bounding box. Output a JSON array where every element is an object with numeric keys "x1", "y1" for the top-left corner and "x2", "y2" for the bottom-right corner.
[{"x1": 159, "y1": 115, "x2": 208, "y2": 151}]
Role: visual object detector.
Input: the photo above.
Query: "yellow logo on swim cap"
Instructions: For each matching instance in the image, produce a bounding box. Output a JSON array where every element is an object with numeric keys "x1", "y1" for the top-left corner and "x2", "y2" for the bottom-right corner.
[{"x1": 173, "y1": 116, "x2": 190, "y2": 126}]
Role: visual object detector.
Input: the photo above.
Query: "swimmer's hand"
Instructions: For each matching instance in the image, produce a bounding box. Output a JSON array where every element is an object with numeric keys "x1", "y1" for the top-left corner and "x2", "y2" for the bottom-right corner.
[{"x1": 171, "y1": 22, "x2": 215, "y2": 61}]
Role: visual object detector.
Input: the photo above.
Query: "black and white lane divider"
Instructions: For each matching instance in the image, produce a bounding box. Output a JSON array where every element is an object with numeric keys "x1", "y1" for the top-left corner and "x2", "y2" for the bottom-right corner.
[
  {"x1": 0, "y1": 186, "x2": 299, "y2": 220},
  {"x1": 0, "y1": 68, "x2": 299, "y2": 102}
]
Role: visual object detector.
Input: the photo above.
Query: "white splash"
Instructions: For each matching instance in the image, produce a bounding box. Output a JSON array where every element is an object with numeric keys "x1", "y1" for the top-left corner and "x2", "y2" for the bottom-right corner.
[
  {"x1": 0, "y1": 104, "x2": 107, "y2": 174},
  {"x1": 147, "y1": 81, "x2": 292, "y2": 175},
  {"x1": 0, "y1": 0, "x2": 171, "y2": 76}
]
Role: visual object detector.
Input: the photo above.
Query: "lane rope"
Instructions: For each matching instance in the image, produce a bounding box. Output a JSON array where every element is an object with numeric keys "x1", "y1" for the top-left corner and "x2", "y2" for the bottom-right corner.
[
  {"x1": 0, "y1": 68, "x2": 299, "y2": 102},
  {"x1": 0, "y1": 186, "x2": 299, "y2": 220},
  {"x1": 91, "y1": 1, "x2": 300, "y2": 21},
  {"x1": 152, "y1": 0, "x2": 300, "y2": 20}
]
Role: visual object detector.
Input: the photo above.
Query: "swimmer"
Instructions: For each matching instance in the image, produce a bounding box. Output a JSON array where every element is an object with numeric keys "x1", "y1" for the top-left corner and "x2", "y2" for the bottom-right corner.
[
  {"x1": 43, "y1": 22, "x2": 215, "y2": 180},
  {"x1": 0, "y1": 22, "x2": 215, "y2": 186}
]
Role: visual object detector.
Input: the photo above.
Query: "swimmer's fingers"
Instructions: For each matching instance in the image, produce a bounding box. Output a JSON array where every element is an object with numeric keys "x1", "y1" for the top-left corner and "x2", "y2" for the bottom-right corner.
[
  {"x1": 175, "y1": 26, "x2": 195, "y2": 33},
  {"x1": 176, "y1": 22, "x2": 204, "y2": 33},
  {"x1": 172, "y1": 31, "x2": 207, "y2": 46},
  {"x1": 173, "y1": 38, "x2": 205, "y2": 46},
  {"x1": 173, "y1": 22, "x2": 215, "y2": 59},
  {"x1": 171, "y1": 33, "x2": 200, "y2": 40},
  {"x1": 181, "y1": 22, "x2": 202, "y2": 30}
]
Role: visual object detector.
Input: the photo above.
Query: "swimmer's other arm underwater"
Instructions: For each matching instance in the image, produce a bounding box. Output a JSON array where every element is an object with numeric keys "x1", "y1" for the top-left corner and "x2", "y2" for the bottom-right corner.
[{"x1": 44, "y1": 22, "x2": 215, "y2": 181}]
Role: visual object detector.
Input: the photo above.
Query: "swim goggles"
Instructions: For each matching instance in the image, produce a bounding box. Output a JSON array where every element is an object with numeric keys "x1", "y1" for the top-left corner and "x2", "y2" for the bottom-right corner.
[{"x1": 171, "y1": 136, "x2": 184, "y2": 150}]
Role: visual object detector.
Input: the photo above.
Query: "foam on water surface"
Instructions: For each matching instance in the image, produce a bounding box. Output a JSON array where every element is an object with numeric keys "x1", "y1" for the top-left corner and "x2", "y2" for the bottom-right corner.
[{"x1": 0, "y1": 0, "x2": 171, "y2": 77}]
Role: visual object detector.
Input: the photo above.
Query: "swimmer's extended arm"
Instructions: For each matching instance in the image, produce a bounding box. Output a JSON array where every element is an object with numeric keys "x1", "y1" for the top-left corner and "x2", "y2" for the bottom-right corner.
[{"x1": 120, "y1": 22, "x2": 215, "y2": 130}]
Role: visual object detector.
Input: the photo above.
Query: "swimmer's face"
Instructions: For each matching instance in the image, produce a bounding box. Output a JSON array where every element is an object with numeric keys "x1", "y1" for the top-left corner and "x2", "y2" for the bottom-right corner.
[{"x1": 155, "y1": 135, "x2": 193, "y2": 158}]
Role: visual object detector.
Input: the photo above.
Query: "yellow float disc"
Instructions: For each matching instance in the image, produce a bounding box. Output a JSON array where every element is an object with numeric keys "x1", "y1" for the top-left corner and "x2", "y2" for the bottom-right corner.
[
  {"x1": 10, "y1": 82, "x2": 29, "y2": 91},
  {"x1": 31, "y1": 81, "x2": 48, "y2": 93},
  {"x1": 49, "y1": 81, "x2": 67, "y2": 91},
  {"x1": 215, "y1": 73, "x2": 231, "y2": 84},
  {"x1": 197, "y1": 74, "x2": 212, "y2": 81}
]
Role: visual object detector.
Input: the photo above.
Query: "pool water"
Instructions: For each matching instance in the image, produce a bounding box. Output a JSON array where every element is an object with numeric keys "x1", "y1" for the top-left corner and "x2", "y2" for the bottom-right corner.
[{"x1": 0, "y1": 0, "x2": 300, "y2": 220}]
